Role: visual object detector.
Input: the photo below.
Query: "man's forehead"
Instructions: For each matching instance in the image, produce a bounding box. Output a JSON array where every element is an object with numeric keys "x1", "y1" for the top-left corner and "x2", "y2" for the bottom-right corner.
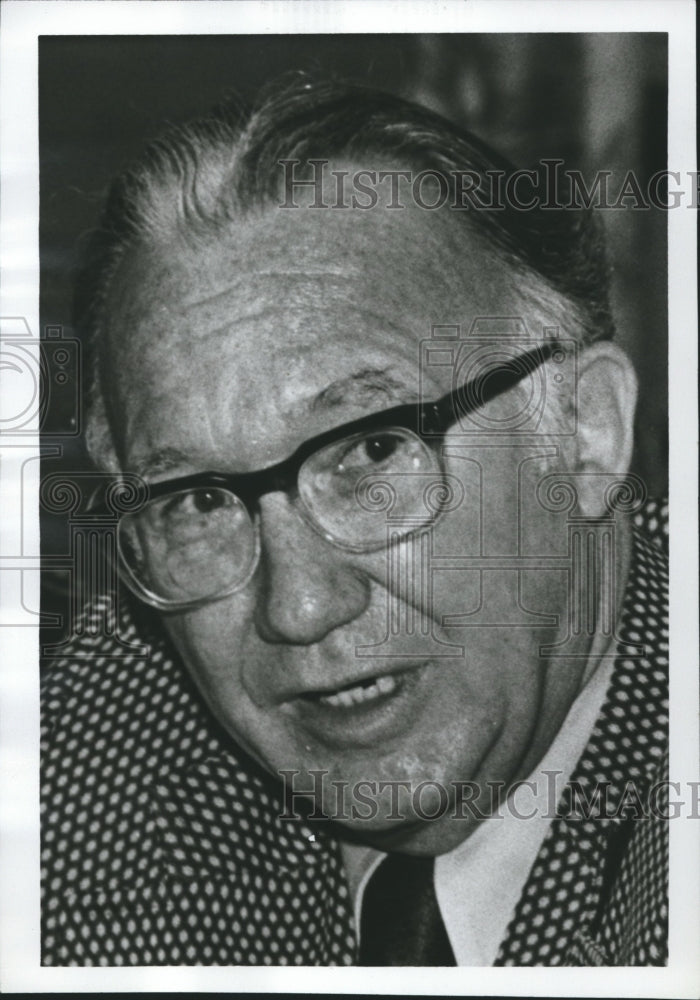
[
  {"x1": 108, "y1": 192, "x2": 514, "y2": 341},
  {"x1": 104, "y1": 192, "x2": 521, "y2": 467}
]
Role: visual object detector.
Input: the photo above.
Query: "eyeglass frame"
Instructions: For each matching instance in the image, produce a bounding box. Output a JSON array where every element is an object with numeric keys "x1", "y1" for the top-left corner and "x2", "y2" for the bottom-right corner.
[{"x1": 102, "y1": 339, "x2": 558, "y2": 609}]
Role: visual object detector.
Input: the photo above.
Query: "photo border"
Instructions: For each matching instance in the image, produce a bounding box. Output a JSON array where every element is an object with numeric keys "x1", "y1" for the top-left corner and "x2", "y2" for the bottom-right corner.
[{"x1": 1, "y1": 1, "x2": 697, "y2": 994}]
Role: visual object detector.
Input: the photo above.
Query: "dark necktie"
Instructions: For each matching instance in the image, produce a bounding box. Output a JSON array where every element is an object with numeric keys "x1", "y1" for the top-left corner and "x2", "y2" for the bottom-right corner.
[{"x1": 358, "y1": 853, "x2": 456, "y2": 965}]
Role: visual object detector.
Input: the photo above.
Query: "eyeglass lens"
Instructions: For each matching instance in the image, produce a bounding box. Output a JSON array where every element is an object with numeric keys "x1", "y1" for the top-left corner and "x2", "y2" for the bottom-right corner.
[
  {"x1": 117, "y1": 427, "x2": 443, "y2": 606},
  {"x1": 118, "y1": 488, "x2": 257, "y2": 605}
]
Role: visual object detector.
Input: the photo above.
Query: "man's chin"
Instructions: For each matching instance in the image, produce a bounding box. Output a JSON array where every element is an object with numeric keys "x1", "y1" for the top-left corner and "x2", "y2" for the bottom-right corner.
[
  {"x1": 327, "y1": 809, "x2": 477, "y2": 856},
  {"x1": 276, "y1": 748, "x2": 493, "y2": 853}
]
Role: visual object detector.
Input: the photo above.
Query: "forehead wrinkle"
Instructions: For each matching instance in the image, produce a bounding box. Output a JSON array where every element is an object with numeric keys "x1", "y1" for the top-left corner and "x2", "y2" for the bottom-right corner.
[
  {"x1": 173, "y1": 267, "x2": 351, "y2": 313},
  {"x1": 155, "y1": 291, "x2": 418, "y2": 359},
  {"x1": 152, "y1": 306, "x2": 283, "y2": 345}
]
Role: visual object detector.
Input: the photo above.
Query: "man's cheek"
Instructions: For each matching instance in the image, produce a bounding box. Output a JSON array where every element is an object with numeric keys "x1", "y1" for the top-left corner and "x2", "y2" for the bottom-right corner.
[
  {"x1": 430, "y1": 569, "x2": 486, "y2": 622},
  {"x1": 363, "y1": 538, "x2": 482, "y2": 630},
  {"x1": 161, "y1": 601, "x2": 251, "y2": 692}
]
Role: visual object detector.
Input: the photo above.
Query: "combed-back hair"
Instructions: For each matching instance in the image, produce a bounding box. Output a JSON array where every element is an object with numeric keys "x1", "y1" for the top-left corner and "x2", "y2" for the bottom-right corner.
[{"x1": 76, "y1": 73, "x2": 615, "y2": 465}]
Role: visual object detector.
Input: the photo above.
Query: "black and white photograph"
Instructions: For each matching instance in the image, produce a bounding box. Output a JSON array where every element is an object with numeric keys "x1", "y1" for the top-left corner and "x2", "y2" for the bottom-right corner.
[{"x1": 0, "y1": 1, "x2": 697, "y2": 994}]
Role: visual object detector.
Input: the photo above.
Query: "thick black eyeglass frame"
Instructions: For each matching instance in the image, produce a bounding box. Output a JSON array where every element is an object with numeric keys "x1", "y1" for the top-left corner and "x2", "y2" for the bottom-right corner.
[{"x1": 106, "y1": 341, "x2": 556, "y2": 515}]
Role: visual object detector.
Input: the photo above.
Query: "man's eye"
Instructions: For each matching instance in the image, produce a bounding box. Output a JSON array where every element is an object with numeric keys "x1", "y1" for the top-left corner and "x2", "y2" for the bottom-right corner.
[
  {"x1": 337, "y1": 432, "x2": 403, "y2": 472},
  {"x1": 189, "y1": 489, "x2": 226, "y2": 514},
  {"x1": 156, "y1": 488, "x2": 228, "y2": 524}
]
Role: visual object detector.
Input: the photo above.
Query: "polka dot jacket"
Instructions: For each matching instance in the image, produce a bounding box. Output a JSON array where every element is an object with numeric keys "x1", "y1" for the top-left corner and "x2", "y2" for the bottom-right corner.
[{"x1": 41, "y1": 503, "x2": 668, "y2": 966}]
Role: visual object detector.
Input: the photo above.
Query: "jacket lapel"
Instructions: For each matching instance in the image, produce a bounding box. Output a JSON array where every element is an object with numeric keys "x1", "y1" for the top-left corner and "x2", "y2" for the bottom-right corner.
[{"x1": 495, "y1": 526, "x2": 668, "y2": 965}]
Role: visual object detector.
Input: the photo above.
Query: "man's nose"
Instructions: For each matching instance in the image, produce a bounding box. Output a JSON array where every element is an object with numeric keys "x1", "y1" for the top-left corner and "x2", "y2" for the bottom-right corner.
[{"x1": 253, "y1": 493, "x2": 372, "y2": 645}]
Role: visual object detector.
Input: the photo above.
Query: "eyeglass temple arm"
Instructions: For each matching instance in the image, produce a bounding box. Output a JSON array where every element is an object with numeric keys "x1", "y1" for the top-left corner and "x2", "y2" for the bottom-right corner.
[{"x1": 420, "y1": 340, "x2": 557, "y2": 434}]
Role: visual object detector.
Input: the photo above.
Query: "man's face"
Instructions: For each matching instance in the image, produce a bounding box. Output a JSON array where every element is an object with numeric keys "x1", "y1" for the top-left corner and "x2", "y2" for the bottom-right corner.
[{"x1": 106, "y1": 193, "x2": 584, "y2": 853}]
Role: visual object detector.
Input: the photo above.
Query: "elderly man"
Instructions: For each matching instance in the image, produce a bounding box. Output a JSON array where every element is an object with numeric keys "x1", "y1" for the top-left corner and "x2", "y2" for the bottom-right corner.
[{"x1": 41, "y1": 78, "x2": 668, "y2": 967}]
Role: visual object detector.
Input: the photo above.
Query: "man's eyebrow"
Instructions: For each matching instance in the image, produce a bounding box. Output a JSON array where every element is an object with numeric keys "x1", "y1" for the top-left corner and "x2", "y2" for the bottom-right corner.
[
  {"x1": 311, "y1": 368, "x2": 415, "y2": 411},
  {"x1": 132, "y1": 371, "x2": 414, "y2": 478},
  {"x1": 133, "y1": 447, "x2": 190, "y2": 480}
]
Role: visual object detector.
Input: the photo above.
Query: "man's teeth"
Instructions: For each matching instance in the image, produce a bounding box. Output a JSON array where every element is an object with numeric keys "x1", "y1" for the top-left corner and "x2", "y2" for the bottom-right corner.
[{"x1": 318, "y1": 674, "x2": 397, "y2": 708}]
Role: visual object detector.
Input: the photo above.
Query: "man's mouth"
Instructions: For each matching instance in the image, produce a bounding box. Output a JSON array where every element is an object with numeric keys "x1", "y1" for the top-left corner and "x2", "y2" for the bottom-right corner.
[
  {"x1": 303, "y1": 672, "x2": 398, "y2": 709},
  {"x1": 287, "y1": 662, "x2": 433, "y2": 748}
]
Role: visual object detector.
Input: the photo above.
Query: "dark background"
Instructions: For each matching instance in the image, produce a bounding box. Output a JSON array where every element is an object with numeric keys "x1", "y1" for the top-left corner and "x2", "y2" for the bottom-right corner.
[{"x1": 39, "y1": 33, "x2": 668, "y2": 638}]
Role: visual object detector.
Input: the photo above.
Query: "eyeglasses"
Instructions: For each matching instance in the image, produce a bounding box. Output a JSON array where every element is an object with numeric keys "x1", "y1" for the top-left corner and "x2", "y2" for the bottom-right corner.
[{"x1": 113, "y1": 341, "x2": 557, "y2": 610}]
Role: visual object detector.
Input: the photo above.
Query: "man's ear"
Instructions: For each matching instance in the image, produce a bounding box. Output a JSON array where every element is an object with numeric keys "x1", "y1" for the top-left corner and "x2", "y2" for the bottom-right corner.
[{"x1": 571, "y1": 341, "x2": 638, "y2": 517}]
